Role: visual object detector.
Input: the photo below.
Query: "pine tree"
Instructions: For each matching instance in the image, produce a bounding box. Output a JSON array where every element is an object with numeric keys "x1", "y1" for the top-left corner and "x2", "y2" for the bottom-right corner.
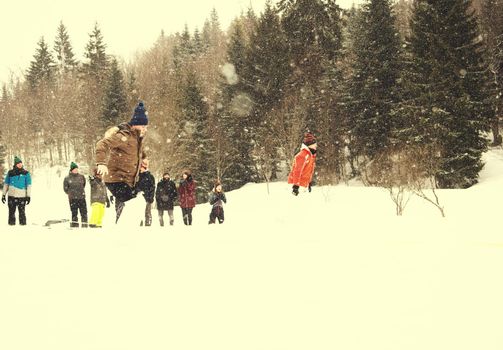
[
  {"x1": 480, "y1": 0, "x2": 503, "y2": 144},
  {"x1": 26, "y1": 37, "x2": 55, "y2": 89},
  {"x1": 83, "y1": 22, "x2": 109, "y2": 83},
  {"x1": 193, "y1": 28, "x2": 204, "y2": 55},
  {"x1": 279, "y1": 0, "x2": 342, "y2": 84},
  {"x1": 347, "y1": 0, "x2": 402, "y2": 160},
  {"x1": 277, "y1": 0, "x2": 343, "y2": 133},
  {"x1": 53, "y1": 21, "x2": 77, "y2": 75},
  {"x1": 215, "y1": 23, "x2": 257, "y2": 190},
  {"x1": 80, "y1": 23, "x2": 109, "y2": 164},
  {"x1": 1, "y1": 84, "x2": 8, "y2": 103},
  {"x1": 102, "y1": 57, "x2": 128, "y2": 128},
  {"x1": 177, "y1": 72, "x2": 214, "y2": 202},
  {"x1": 396, "y1": 0, "x2": 493, "y2": 188},
  {"x1": 246, "y1": 1, "x2": 291, "y2": 121},
  {"x1": 242, "y1": 1, "x2": 293, "y2": 180}
]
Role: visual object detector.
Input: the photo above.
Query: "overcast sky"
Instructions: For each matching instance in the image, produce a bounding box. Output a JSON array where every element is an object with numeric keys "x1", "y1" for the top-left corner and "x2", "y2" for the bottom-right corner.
[{"x1": 0, "y1": 0, "x2": 361, "y2": 84}]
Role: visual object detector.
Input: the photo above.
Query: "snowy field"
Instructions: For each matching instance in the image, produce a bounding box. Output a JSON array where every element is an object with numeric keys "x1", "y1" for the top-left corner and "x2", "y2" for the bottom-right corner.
[{"x1": 1, "y1": 149, "x2": 503, "y2": 350}]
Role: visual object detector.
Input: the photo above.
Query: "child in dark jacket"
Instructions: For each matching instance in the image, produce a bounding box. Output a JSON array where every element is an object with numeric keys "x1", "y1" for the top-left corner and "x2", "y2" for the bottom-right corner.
[
  {"x1": 63, "y1": 162, "x2": 88, "y2": 228},
  {"x1": 208, "y1": 181, "x2": 226, "y2": 224},
  {"x1": 155, "y1": 171, "x2": 178, "y2": 226},
  {"x1": 137, "y1": 159, "x2": 155, "y2": 226},
  {"x1": 88, "y1": 168, "x2": 111, "y2": 228}
]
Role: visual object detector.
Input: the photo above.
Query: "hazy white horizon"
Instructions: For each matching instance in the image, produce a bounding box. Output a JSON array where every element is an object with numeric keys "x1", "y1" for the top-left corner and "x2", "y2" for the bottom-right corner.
[{"x1": 0, "y1": 0, "x2": 361, "y2": 85}]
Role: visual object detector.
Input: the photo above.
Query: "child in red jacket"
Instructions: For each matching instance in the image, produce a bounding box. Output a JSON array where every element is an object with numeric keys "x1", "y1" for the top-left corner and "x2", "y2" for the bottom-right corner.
[{"x1": 288, "y1": 132, "x2": 317, "y2": 196}]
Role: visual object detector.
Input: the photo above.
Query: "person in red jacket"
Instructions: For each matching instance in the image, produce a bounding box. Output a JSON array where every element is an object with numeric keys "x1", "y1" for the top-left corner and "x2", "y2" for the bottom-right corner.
[
  {"x1": 288, "y1": 132, "x2": 317, "y2": 196},
  {"x1": 178, "y1": 170, "x2": 196, "y2": 225}
]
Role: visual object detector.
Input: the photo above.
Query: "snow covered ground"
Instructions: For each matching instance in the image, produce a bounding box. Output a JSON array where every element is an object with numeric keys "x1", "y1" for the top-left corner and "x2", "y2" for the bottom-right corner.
[{"x1": 1, "y1": 149, "x2": 503, "y2": 350}]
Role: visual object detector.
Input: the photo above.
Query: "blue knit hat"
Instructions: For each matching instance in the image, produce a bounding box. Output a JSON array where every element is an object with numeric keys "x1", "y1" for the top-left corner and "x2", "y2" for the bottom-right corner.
[
  {"x1": 14, "y1": 156, "x2": 22, "y2": 165},
  {"x1": 130, "y1": 102, "x2": 148, "y2": 126}
]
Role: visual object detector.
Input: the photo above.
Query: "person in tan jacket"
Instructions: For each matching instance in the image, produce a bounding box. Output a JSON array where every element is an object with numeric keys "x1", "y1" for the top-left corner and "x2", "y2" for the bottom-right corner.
[{"x1": 95, "y1": 101, "x2": 148, "y2": 222}]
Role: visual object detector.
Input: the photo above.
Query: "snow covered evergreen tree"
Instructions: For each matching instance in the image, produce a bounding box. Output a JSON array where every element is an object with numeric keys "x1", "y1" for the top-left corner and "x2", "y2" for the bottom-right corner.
[
  {"x1": 480, "y1": 0, "x2": 503, "y2": 144},
  {"x1": 245, "y1": 1, "x2": 290, "y2": 124},
  {"x1": 26, "y1": 37, "x2": 55, "y2": 89},
  {"x1": 395, "y1": 0, "x2": 493, "y2": 188},
  {"x1": 215, "y1": 23, "x2": 256, "y2": 191},
  {"x1": 79, "y1": 23, "x2": 110, "y2": 164},
  {"x1": 346, "y1": 0, "x2": 402, "y2": 161},
  {"x1": 83, "y1": 23, "x2": 109, "y2": 83},
  {"x1": 243, "y1": 1, "x2": 292, "y2": 180},
  {"x1": 277, "y1": 0, "x2": 343, "y2": 185},
  {"x1": 102, "y1": 57, "x2": 128, "y2": 128},
  {"x1": 177, "y1": 71, "x2": 214, "y2": 202},
  {"x1": 53, "y1": 21, "x2": 77, "y2": 75}
]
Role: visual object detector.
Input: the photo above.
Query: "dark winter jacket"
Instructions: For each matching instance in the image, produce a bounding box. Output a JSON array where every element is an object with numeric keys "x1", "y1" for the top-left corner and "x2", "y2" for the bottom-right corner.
[
  {"x1": 178, "y1": 178, "x2": 196, "y2": 209},
  {"x1": 138, "y1": 171, "x2": 155, "y2": 203},
  {"x1": 209, "y1": 191, "x2": 226, "y2": 208},
  {"x1": 156, "y1": 178, "x2": 178, "y2": 210},
  {"x1": 89, "y1": 176, "x2": 110, "y2": 205},
  {"x1": 64, "y1": 172, "x2": 86, "y2": 200},
  {"x1": 95, "y1": 123, "x2": 147, "y2": 187},
  {"x1": 3, "y1": 167, "x2": 32, "y2": 198}
]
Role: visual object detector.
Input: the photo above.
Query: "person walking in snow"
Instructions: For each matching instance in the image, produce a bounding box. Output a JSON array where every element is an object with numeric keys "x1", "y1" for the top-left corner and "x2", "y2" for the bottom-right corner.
[
  {"x1": 137, "y1": 159, "x2": 155, "y2": 226},
  {"x1": 155, "y1": 171, "x2": 178, "y2": 226},
  {"x1": 88, "y1": 168, "x2": 111, "y2": 228},
  {"x1": 288, "y1": 132, "x2": 317, "y2": 196},
  {"x1": 178, "y1": 170, "x2": 196, "y2": 226},
  {"x1": 63, "y1": 162, "x2": 88, "y2": 228},
  {"x1": 208, "y1": 180, "x2": 226, "y2": 224},
  {"x1": 95, "y1": 101, "x2": 148, "y2": 223},
  {"x1": 2, "y1": 156, "x2": 31, "y2": 225}
]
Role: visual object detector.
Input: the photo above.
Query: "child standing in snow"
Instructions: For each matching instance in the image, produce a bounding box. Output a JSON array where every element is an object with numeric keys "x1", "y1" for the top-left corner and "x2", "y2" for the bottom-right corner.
[
  {"x1": 208, "y1": 181, "x2": 226, "y2": 224},
  {"x1": 63, "y1": 162, "x2": 88, "y2": 228},
  {"x1": 88, "y1": 169, "x2": 111, "y2": 228},
  {"x1": 137, "y1": 159, "x2": 155, "y2": 226},
  {"x1": 178, "y1": 170, "x2": 196, "y2": 225},
  {"x1": 2, "y1": 156, "x2": 32, "y2": 225},
  {"x1": 155, "y1": 171, "x2": 178, "y2": 226}
]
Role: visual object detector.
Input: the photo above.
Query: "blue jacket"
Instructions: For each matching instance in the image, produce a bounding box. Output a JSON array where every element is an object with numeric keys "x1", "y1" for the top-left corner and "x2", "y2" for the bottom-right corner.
[{"x1": 3, "y1": 167, "x2": 32, "y2": 198}]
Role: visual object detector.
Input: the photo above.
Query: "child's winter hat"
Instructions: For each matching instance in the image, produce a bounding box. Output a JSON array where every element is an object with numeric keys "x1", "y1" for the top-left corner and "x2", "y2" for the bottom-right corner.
[
  {"x1": 70, "y1": 162, "x2": 78, "y2": 171},
  {"x1": 130, "y1": 101, "x2": 149, "y2": 126},
  {"x1": 13, "y1": 156, "x2": 22, "y2": 165},
  {"x1": 303, "y1": 132, "x2": 317, "y2": 146}
]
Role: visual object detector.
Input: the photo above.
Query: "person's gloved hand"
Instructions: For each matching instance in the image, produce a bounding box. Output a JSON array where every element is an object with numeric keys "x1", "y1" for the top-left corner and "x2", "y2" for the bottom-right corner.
[
  {"x1": 1, "y1": 195, "x2": 5, "y2": 204},
  {"x1": 308, "y1": 182, "x2": 312, "y2": 193},
  {"x1": 97, "y1": 164, "x2": 109, "y2": 176},
  {"x1": 106, "y1": 201, "x2": 110, "y2": 208},
  {"x1": 292, "y1": 185, "x2": 299, "y2": 196},
  {"x1": 25, "y1": 197, "x2": 30, "y2": 205}
]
